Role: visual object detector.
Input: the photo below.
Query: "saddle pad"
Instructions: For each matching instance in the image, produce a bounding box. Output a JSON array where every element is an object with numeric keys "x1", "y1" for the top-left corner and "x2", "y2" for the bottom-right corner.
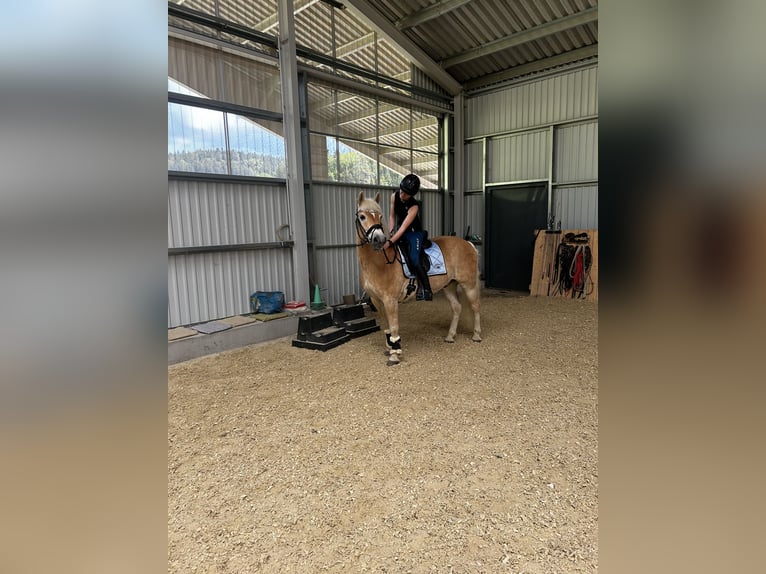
[{"x1": 400, "y1": 242, "x2": 447, "y2": 279}]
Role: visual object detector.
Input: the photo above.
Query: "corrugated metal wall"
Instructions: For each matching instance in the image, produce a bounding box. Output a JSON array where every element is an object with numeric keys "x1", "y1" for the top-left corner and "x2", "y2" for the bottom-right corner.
[
  {"x1": 465, "y1": 140, "x2": 483, "y2": 191},
  {"x1": 554, "y1": 121, "x2": 598, "y2": 183},
  {"x1": 168, "y1": 178, "x2": 294, "y2": 327},
  {"x1": 554, "y1": 184, "x2": 598, "y2": 229},
  {"x1": 463, "y1": 65, "x2": 597, "y2": 246},
  {"x1": 168, "y1": 249, "x2": 293, "y2": 327},
  {"x1": 465, "y1": 66, "x2": 598, "y2": 138},
  {"x1": 487, "y1": 130, "x2": 550, "y2": 183},
  {"x1": 168, "y1": 179, "x2": 291, "y2": 246},
  {"x1": 311, "y1": 183, "x2": 361, "y2": 308},
  {"x1": 460, "y1": 65, "x2": 598, "y2": 277}
]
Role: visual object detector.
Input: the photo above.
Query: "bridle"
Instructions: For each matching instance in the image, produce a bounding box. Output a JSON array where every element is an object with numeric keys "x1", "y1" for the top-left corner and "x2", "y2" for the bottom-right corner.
[{"x1": 355, "y1": 208, "x2": 398, "y2": 264}]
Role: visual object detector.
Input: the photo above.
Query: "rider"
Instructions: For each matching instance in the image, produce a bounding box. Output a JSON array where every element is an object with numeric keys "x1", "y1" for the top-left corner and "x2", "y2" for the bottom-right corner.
[{"x1": 383, "y1": 173, "x2": 433, "y2": 301}]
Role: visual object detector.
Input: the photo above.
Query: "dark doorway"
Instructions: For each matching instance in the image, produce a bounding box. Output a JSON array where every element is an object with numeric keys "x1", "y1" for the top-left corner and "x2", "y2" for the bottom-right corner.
[{"x1": 485, "y1": 183, "x2": 548, "y2": 291}]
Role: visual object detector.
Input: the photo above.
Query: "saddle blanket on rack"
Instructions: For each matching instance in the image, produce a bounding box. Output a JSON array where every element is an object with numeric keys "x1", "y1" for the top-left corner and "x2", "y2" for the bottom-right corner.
[{"x1": 399, "y1": 242, "x2": 447, "y2": 279}]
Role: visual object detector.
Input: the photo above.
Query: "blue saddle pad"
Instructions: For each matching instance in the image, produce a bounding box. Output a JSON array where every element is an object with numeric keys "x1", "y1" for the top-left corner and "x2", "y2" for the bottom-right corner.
[{"x1": 400, "y1": 242, "x2": 447, "y2": 279}]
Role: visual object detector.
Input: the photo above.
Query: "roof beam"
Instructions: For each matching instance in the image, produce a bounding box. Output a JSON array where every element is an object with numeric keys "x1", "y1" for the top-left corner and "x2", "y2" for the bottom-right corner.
[
  {"x1": 336, "y1": 103, "x2": 401, "y2": 125},
  {"x1": 309, "y1": 68, "x2": 412, "y2": 112},
  {"x1": 380, "y1": 136, "x2": 438, "y2": 149},
  {"x1": 354, "y1": 117, "x2": 437, "y2": 138},
  {"x1": 441, "y1": 6, "x2": 598, "y2": 68},
  {"x1": 253, "y1": 0, "x2": 319, "y2": 33},
  {"x1": 463, "y1": 45, "x2": 598, "y2": 91},
  {"x1": 336, "y1": 31, "x2": 376, "y2": 59},
  {"x1": 395, "y1": 0, "x2": 472, "y2": 30},
  {"x1": 342, "y1": 0, "x2": 463, "y2": 96}
]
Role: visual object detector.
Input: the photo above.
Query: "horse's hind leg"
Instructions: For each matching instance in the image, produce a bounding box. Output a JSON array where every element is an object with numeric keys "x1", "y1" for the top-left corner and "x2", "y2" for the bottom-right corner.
[
  {"x1": 442, "y1": 282, "x2": 462, "y2": 343},
  {"x1": 462, "y1": 280, "x2": 482, "y2": 342}
]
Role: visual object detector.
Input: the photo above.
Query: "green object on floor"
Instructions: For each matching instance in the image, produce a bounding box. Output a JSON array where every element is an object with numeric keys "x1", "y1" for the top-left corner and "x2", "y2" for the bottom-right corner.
[
  {"x1": 311, "y1": 284, "x2": 325, "y2": 310},
  {"x1": 250, "y1": 311, "x2": 288, "y2": 321}
]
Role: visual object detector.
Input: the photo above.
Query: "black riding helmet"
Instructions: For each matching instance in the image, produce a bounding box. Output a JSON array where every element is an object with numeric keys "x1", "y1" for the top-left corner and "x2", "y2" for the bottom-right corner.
[{"x1": 399, "y1": 173, "x2": 420, "y2": 196}]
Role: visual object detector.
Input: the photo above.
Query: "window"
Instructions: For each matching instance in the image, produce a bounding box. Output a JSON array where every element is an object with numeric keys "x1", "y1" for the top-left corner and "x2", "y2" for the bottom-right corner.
[
  {"x1": 168, "y1": 78, "x2": 286, "y2": 178},
  {"x1": 308, "y1": 83, "x2": 440, "y2": 187}
]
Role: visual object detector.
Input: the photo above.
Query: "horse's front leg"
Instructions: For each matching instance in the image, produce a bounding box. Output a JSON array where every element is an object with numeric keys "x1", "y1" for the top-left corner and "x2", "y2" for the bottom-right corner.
[
  {"x1": 381, "y1": 297, "x2": 401, "y2": 366},
  {"x1": 369, "y1": 295, "x2": 392, "y2": 356}
]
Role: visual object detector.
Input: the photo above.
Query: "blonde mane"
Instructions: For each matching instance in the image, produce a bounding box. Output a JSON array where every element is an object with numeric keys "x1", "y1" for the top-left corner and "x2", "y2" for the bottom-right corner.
[{"x1": 358, "y1": 197, "x2": 381, "y2": 214}]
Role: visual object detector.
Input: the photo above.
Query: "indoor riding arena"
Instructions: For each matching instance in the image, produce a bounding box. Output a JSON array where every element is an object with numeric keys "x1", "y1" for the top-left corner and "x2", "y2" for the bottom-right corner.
[
  {"x1": 168, "y1": 290, "x2": 597, "y2": 573},
  {"x1": 168, "y1": 1, "x2": 599, "y2": 572}
]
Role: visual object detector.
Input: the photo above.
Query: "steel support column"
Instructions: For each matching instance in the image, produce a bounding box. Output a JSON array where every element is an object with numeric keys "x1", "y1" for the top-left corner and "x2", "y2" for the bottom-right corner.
[
  {"x1": 278, "y1": 0, "x2": 310, "y2": 304},
  {"x1": 453, "y1": 92, "x2": 465, "y2": 237}
]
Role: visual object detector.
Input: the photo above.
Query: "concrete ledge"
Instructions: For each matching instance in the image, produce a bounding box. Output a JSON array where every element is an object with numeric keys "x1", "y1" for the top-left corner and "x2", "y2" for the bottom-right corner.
[{"x1": 168, "y1": 315, "x2": 299, "y2": 365}]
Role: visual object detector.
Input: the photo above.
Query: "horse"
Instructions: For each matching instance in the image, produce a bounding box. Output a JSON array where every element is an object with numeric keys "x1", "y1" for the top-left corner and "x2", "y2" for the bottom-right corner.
[{"x1": 355, "y1": 191, "x2": 482, "y2": 366}]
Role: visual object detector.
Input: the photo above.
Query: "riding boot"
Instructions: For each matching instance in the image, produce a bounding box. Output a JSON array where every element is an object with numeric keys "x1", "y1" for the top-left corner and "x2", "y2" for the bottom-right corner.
[{"x1": 414, "y1": 262, "x2": 433, "y2": 301}]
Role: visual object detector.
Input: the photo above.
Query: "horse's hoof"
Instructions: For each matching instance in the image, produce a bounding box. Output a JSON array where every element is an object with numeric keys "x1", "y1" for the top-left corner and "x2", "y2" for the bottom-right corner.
[
  {"x1": 472, "y1": 335, "x2": 482, "y2": 342},
  {"x1": 386, "y1": 358, "x2": 400, "y2": 366},
  {"x1": 444, "y1": 337, "x2": 455, "y2": 343}
]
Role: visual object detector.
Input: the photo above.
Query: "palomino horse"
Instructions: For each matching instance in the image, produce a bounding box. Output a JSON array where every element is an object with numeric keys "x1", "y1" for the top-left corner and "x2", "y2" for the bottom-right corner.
[{"x1": 355, "y1": 192, "x2": 482, "y2": 366}]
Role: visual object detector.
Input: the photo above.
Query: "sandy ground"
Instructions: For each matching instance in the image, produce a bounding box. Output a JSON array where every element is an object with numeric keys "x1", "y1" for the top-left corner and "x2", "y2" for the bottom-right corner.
[{"x1": 168, "y1": 290, "x2": 598, "y2": 573}]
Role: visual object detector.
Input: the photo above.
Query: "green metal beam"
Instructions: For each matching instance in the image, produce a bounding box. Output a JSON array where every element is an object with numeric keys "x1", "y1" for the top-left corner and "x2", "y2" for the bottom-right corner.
[
  {"x1": 395, "y1": 0, "x2": 472, "y2": 30},
  {"x1": 343, "y1": 0, "x2": 463, "y2": 95},
  {"x1": 441, "y1": 7, "x2": 598, "y2": 68},
  {"x1": 463, "y1": 45, "x2": 598, "y2": 91}
]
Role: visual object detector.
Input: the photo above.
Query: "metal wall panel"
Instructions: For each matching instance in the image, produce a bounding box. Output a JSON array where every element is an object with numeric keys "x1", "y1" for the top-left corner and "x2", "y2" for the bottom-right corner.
[
  {"x1": 168, "y1": 249, "x2": 293, "y2": 327},
  {"x1": 464, "y1": 194, "x2": 485, "y2": 240},
  {"x1": 465, "y1": 65, "x2": 598, "y2": 138},
  {"x1": 554, "y1": 121, "x2": 598, "y2": 183},
  {"x1": 420, "y1": 190, "x2": 443, "y2": 237},
  {"x1": 487, "y1": 129, "x2": 550, "y2": 183},
  {"x1": 168, "y1": 179, "x2": 290, "y2": 248},
  {"x1": 168, "y1": 177, "x2": 294, "y2": 327},
  {"x1": 464, "y1": 193, "x2": 485, "y2": 276},
  {"x1": 312, "y1": 183, "x2": 376, "y2": 247},
  {"x1": 314, "y1": 248, "x2": 363, "y2": 306},
  {"x1": 445, "y1": 192, "x2": 454, "y2": 236},
  {"x1": 463, "y1": 65, "x2": 598, "y2": 232},
  {"x1": 466, "y1": 140, "x2": 483, "y2": 191},
  {"x1": 553, "y1": 185, "x2": 598, "y2": 229}
]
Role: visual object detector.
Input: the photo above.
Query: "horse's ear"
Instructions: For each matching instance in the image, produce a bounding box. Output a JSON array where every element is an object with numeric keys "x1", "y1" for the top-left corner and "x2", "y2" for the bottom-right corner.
[
  {"x1": 374, "y1": 192, "x2": 380, "y2": 204},
  {"x1": 358, "y1": 191, "x2": 364, "y2": 205}
]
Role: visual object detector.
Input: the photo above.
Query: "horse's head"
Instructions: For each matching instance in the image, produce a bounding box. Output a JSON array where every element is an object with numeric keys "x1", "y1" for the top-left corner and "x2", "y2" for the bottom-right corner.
[{"x1": 356, "y1": 191, "x2": 387, "y2": 250}]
